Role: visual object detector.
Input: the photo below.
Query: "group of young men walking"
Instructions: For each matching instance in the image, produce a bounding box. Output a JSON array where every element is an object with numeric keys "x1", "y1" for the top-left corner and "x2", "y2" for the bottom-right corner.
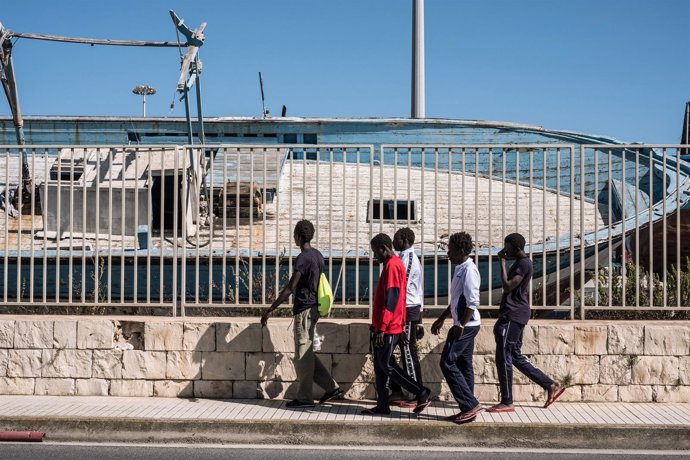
[{"x1": 261, "y1": 220, "x2": 566, "y2": 423}]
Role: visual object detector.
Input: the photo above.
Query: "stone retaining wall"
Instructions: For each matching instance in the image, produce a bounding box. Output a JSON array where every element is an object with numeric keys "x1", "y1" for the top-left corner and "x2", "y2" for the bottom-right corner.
[{"x1": 1, "y1": 317, "x2": 688, "y2": 402}]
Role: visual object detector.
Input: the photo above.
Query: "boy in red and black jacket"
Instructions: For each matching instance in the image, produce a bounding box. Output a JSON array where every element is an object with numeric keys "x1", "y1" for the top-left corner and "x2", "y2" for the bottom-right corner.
[{"x1": 362, "y1": 233, "x2": 431, "y2": 416}]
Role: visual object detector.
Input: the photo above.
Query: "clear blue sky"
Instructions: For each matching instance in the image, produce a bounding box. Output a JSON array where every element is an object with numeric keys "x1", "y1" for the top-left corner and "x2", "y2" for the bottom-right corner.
[{"x1": 2, "y1": 0, "x2": 688, "y2": 143}]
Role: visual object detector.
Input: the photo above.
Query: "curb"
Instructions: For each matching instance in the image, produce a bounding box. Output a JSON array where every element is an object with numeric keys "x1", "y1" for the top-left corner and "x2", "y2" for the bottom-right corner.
[{"x1": 2, "y1": 417, "x2": 690, "y2": 450}]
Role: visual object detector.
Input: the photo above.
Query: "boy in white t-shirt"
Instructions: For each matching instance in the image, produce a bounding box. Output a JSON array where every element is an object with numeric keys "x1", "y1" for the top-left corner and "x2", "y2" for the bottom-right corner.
[{"x1": 431, "y1": 232, "x2": 483, "y2": 424}]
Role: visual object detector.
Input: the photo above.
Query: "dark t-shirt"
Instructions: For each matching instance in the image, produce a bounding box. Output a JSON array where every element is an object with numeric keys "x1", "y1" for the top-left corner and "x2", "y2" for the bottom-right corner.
[
  {"x1": 293, "y1": 247, "x2": 325, "y2": 315},
  {"x1": 499, "y1": 256, "x2": 533, "y2": 325}
]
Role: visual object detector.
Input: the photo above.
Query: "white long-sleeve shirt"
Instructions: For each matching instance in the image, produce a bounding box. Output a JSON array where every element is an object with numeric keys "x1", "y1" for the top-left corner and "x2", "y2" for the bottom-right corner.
[
  {"x1": 399, "y1": 247, "x2": 423, "y2": 309},
  {"x1": 450, "y1": 258, "x2": 481, "y2": 327}
]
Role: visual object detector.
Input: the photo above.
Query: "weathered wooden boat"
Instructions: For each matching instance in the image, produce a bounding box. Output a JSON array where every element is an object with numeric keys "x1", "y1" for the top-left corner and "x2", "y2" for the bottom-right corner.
[{"x1": 1, "y1": 117, "x2": 689, "y2": 308}]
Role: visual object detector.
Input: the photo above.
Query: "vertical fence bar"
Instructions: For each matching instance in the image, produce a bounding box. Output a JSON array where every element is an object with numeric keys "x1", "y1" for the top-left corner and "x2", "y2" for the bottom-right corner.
[
  {"x1": 133, "y1": 149, "x2": 139, "y2": 306},
  {"x1": 528, "y1": 149, "x2": 533, "y2": 308},
  {"x1": 569, "y1": 147, "x2": 575, "y2": 319},
  {"x1": 262, "y1": 147, "x2": 268, "y2": 306},
  {"x1": 146, "y1": 148, "x2": 152, "y2": 307},
  {"x1": 487, "y1": 148, "x2": 493, "y2": 306},
  {"x1": 172, "y1": 147, "x2": 179, "y2": 317},
  {"x1": 579, "y1": 145, "x2": 586, "y2": 319},
  {"x1": 541, "y1": 148, "x2": 547, "y2": 307},
  {"x1": 676, "y1": 147, "x2": 681, "y2": 308},
  {"x1": 635, "y1": 148, "x2": 640, "y2": 308},
  {"x1": 94, "y1": 148, "x2": 101, "y2": 307},
  {"x1": 648, "y1": 147, "x2": 654, "y2": 306},
  {"x1": 555, "y1": 147, "x2": 560, "y2": 309},
  {"x1": 235, "y1": 148, "x2": 241, "y2": 307},
  {"x1": 621, "y1": 149, "x2": 626, "y2": 308},
  {"x1": 249, "y1": 148, "x2": 255, "y2": 305},
  {"x1": 341, "y1": 147, "x2": 347, "y2": 308},
  {"x1": 28, "y1": 149, "x2": 35, "y2": 305},
  {"x1": 433, "y1": 147, "x2": 439, "y2": 306},
  {"x1": 355, "y1": 148, "x2": 361, "y2": 305},
  {"x1": 607, "y1": 148, "x2": 612, "y2": 308},
  {"x1": 274, "y1": 148, "x2": 280, "y2": 305},
  {"x1": 662, "y1": 148, "x2": 667, "y2": 308}
]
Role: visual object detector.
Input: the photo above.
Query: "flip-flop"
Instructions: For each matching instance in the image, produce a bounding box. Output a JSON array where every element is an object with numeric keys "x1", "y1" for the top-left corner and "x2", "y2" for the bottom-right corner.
[
  {"x1": 397, "y1": 400, "x2": 417, "y2": 409},
  {"x1": 413, "y1": 398, "x2": 431, "y2": 414},
  {"x1": 361, "y1": 407, "x2": 391, "y2": 416},
  {"x1": 453, "y1": 415, "x2": 477, "y2": 425},
  {"x1": 544, "y1": 386, "x2": 566, "y2": 408},
  {"x1": 485, "y1": 406, "x2": 515, "y2": 413}
]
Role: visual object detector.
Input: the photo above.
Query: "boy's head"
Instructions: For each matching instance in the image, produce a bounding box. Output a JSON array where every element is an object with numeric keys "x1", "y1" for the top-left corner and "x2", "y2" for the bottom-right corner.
[
  {"x1": 370, "y1": 233, "x2": 394, "y2": 264},
  {"x1": 393, "y1": 227, "x2": 415, "y2": 251},
  {"x1": 503, "y1": 232, "x2": 526, "y2": 258},
  {"x1": 293, "y1": 220, "x2": 315, "y2": 246},
  {"x1": 447, "y1": 232, "x2": 473, "y2": 264}
]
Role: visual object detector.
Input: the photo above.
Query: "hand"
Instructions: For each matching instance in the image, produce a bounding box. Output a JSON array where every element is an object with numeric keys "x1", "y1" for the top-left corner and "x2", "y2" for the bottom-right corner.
[
  {"x1": 260, "y1": 309, "x2": 272, "y2": 327},
  {"x1": 448, "y1": 325, "x2": 463, "y2": 341},
  {"x1": 497, "y1": 249, "x2": 508, "y2": 260},
  {"x1": 374, "y1": 332, "x2": 385, "y2": 348},
  {"x1": 415, "y1": 323, "x2": 425, "y2": 340},
  {"x1": 431, "y1": 317, "x2": 444, "y2": 335},
  {"x1": 399, "y1": 331, "x2": 409, "y2": 347}
]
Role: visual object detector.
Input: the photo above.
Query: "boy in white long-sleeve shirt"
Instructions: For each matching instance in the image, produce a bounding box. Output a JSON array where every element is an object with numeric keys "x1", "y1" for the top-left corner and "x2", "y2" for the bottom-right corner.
[
  {"x1": 431, "y1": 232, "x2": 483, "y2": 424},
  {"x1": 388, "y1": 227, "x2": 425, "y2": 406}
]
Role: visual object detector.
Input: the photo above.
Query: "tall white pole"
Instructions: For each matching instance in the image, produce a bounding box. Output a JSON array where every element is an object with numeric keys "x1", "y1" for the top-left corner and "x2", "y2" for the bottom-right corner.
[
  {"x1": 142, "y1": 94, "x2": 147, "y2": 117},
  {"x1": 411, "y1": 0, "x2": 425, "y2": 118}
]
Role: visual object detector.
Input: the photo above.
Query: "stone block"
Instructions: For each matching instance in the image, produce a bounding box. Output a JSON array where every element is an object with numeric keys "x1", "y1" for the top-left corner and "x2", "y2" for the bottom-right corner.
[
  {"x1": 201, "y1": 352, "x2": 245, "y2": 380},
  {"x1": 183, "y1": 323, "x2": 216, "y2": 351},
  {"x1": 259, "y1": 380, "x2": 295, "y2": 400},
  {"x1": 348, "y1": 323, "x2": 371, "y2": 354},
  {"x1": 607, "y1": 324, "x2": 644, "y2": 355},
  {"x1": 645, "y1": 325, "x2": 690, "y2": 356},
  {"x1": 0, "y1": 320, "x2": 14, "y2": 347},
  {"x1": 153, "y1": 380, "x2": 194, "y2": 398},
  {"x1": 42, "y1": 349, "x2": 92, "y2": 378},
  {"x1": 632, "y1": 356, "x2": 679, "y2": 385},
  {"x1": 538, "y1": 325, "x2": 574, "y2": 355},
  {"x1": 473, "y1": 325, "x2": 496, "y2": 354},
  {"x1": 421, "y1": 353, "x2": 446, "y2": 384},
  {"x1": 77, "y1": 320, "x2": 114, "y2": 349},
  {"x1": 568, "y1": 355, "x2": 600, "y2": 385},
  {"x1": 574, "y1": 325, "x2": 607, "y2": 355},
  {"x1": 166, "y1": 351, "x2": 202, "y2": 380},
  {"x1": 75, "y1": 379, "x2": 109, "y2": 396},
  {"x1": 599, "y1": 355, "x2": 631, "y2": 385},
  {"x1": 7, "y1": 349, "x2": 42, "y2": 377},
  {"x1": 475, "y1": 383, "x2": 499, "y2": 403},
  {"x1": 314, "y1": 322, "x2": 349, "y2": 353},
  {"x1": 511, "y1": 384, "x2": 543, "y2": 402},
  {"x1": 680, "y1": 357, "x2": 690, "y2": 385},
  {"x1": 217, "y1": 322, "x2": 263, "y2": 352},
  {"x1": 261, "y1": 321, "x2": 294, "y2": 353},
  {"x1": 653, "y1": 385, "x2": 690, "y2": 403},
  {"x1": 342, "y1": 382, "x2": 376, "y2": 400},
  {"x1": 416, "y1": 324, "x2": 450, "y2": 354},
  {"x1": 34, "y1": 378, "x2": 75, "y2": 396},
  {"x1": 14, "y1": 320, "x2": 53, "y2": 349},
  {"x1": 474, "y1": 355, "x2": 498, "y2": 384},
  {"x1": 0, "y1": 377, "x2": 35, "y2": 395},
  {"x1": 0, "y1": 349, "x2": 7, "y2": 377},
  {"x1": 619, "y1": 385, "x2": 653, "y2": 402},
  {"x1": 121, "y1": 350, "x2": 166, "y2": 379},
  {"x1": 110, "y1": 380, "x2": 153, "y2": 397},
  {"x1": 93, "y1": 350, "x2": 123, "y2": 379},
  {"x1": 582, "y1": 384, "x2": 618, "y2": 402},
  {"x1": 558, "y1": 385, "x2": 582, "y2": 402},
  {"x1": 532, "y1": 355, "x2": 568, "y2": 381},
  {"x1": 53, "y1": 320, "x2": 77, "y2": 349},
  {"x1": 194, "y1": 380, "x2": 233, "y2": 398},
  {"x1": 233, "y1": 381, "x2": 260, "y2": 399},
  {"x1": 331, "y1": 354, "x2": 374, "y2": 384},
  {"x1": 145, "y1": 322, "x2": 183, "y2": 351}
]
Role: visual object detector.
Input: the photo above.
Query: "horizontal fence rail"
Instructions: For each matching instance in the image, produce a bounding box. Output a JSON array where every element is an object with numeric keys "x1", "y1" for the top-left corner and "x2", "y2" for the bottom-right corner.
[{"x1": 1, "y1": 144, "x2": 689, "y2": 318}]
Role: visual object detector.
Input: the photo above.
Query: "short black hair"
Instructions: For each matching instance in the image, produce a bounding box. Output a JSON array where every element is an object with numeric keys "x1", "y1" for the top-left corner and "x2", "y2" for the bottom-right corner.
[
  {"x1": 394, "y1": 227, "x2": 415, "y2": 245},
  {"x1": 294, "y1": 219, "x2": 315, "y2": 243},
  {"x1": 505, "y1": 232, "x2": 526, "y2": 250},
  {"x1": 370, "y1": 233, "x2": 393, "y2": 251},
  {"x1": 448, "y1": 232, "x2": 473, "y2": 255}
]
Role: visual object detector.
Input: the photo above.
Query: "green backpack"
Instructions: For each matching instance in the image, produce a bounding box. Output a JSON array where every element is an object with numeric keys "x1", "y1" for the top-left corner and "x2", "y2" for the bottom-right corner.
[{"x1": 317, "y1": 273, "x2": 334, "y2": 316}]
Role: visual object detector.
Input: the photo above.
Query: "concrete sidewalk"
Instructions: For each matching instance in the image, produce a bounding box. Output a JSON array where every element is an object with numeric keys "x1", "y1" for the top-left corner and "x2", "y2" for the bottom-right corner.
[{"x1": 1, "y1": 396, "x2": 689, "y2": 450}]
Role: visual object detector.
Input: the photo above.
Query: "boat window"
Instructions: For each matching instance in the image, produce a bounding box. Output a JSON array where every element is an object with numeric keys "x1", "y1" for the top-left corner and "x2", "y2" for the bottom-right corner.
[
  {"x1": 283, "y1": 133, "x2": 298, "y2": 144},
  {"x1": 367, "y1": 199, "x2": 416, "y2": 222},
  {"x1": 303, "y1": 133, "x2": 317, "y2": 144}
]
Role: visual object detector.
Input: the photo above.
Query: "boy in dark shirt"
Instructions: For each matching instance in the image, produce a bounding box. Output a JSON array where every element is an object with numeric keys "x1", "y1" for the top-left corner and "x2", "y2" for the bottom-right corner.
[
  {"x1": 487, "y1": 233, "x2": 565, "y2": 413},
  {"x1": 362, "y1": 233, "x2": 431, "y2": 416},
  {"x1": 261, "y1": 220, "x2": 342, "y2": 408}
]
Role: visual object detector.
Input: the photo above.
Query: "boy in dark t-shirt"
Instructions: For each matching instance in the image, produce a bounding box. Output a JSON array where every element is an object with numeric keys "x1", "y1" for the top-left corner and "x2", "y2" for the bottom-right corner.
[
  {"x1": 261, "y1": 220, "x2": 342, "y2": 408},
  {"x1": 487, "y1": 233, "x2": 566, "y2": 413}
]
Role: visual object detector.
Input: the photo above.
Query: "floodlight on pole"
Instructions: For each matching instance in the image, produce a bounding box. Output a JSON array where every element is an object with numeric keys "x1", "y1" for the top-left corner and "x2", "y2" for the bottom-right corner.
[{"x1": 132, "y1": 84, "x2": 156, "y2": 117}]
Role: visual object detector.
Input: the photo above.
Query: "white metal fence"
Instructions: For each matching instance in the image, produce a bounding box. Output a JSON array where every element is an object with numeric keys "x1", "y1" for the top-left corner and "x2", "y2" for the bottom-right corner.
[{"x1": 1, "y1": 144, "x2": 689, "y2": 318}]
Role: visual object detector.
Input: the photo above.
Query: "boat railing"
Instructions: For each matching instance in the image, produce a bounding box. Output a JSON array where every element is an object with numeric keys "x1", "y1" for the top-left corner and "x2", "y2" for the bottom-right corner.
[{"x1": 1, "y1": 143, "x2": 689, "y2": 319}]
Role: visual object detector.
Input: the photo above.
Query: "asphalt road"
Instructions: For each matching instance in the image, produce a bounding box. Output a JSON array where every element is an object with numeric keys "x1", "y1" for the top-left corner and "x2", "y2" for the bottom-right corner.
[{"x1": 1, "y1": 443, "x2": 688, "y2": 460}]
